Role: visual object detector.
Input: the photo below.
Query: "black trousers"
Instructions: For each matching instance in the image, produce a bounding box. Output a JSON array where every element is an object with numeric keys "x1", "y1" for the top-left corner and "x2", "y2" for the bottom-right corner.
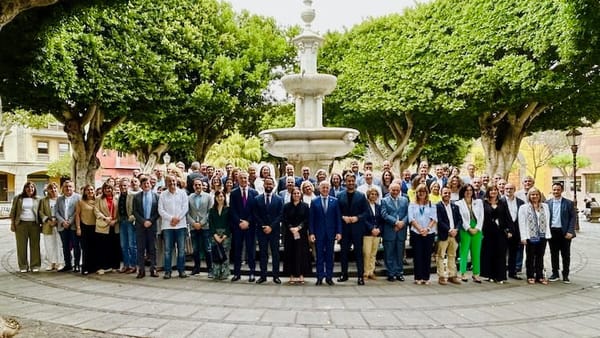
[
  {"x1": 525, "y1": 239, "x2": 547, "y2": 280},
  {"x1": 137, "y1": 226, "x2": 157, "y2": 271},
  {"x1": 340, "y1": 224, "x2": 364, "y2": 277},
  {"x1": 549, "y1": 228, "x2": 572, "y2": 278}
]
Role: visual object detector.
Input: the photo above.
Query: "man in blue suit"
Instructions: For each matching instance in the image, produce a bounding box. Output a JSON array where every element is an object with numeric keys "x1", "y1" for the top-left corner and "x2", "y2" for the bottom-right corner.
[
  {"x1": 253, "y1": 177, "x2": 284, "y2": 284},
  {"x1": 309, "y1": 181, "x2": 342, "y2": 285},
  {"x1": 229, "y1": 172, "x2": 258, "y2": 282},
  {"x1": 381, "y1": 182, "x2": 409, "y2": 281},
  {"x1": 547, "y1": 182, "x2": 576, "y2": 283},
  {"x1": 133, "y1": 176, "x2": 160, "y2": 278},
  {"x1": 337, "y1": 174, "x2": 369, "y2": 285}
]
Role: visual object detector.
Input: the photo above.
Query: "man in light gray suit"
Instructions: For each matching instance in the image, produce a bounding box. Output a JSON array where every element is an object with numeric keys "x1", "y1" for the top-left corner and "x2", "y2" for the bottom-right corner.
[
  {"x1": 55, "y1": 180, "x2": 81, "y2": 272},
  {"x1": 187, "y1": 178, "x2": 214, "y2": 277},
  {"x1": 380, "y1": 182, "x2": 409, "y2": 282}
]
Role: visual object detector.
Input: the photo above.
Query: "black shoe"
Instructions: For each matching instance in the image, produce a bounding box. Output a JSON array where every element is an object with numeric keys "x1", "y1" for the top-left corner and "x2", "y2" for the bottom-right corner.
[
  {"x1": 248, "y1": 275, "x2": 256, "y2": 283},
  {"x1": 315, "y1": 279, "x2": 323, "y2": 285},
  {"x1": 163, "y1": 272, "x2": 172, "y2": 279},
  {"x1": 178, "y1": 272, "x2": 188, "y2": 278},
  {"x1": 548, "y1": 274, "x2": 560, "y2": 282},
  {"x1": 396, "y1": 275, "x2": 405, "y2": 282},
  {"x1": 58, "y1": 266, "x2": 72, "y2": 272},
  {"x1": 357, "y1": 278, "x2": 365, "y2": 285},
  {"x1": 326, "y1": 279, "x2": 335, "y2": 286},
  {"x1": 509, "y1": 274, "x2": 523, "y2": 280},
  {"x1": 387, "y1": 276, "x2": 395, "y2": 282},
  {"x1": 136, "y1": 272, "x2": 145, "y2": 279},
  {"x1": 273, "y1": 277, "x2": 281, "y2": 284},
  {"x1": 256, "y1": 277, "x2": 267, "y2": 284},
  {"x1": 337, "y1": 275, "x2": 348, "y2": 282},
  {"x1": 563, "y1": 276, "x2": 571, "y2": 284},
  {"x1": 231, "y1": 275, "x2": 241, "y2": 282},
  {"x1": 190, "y1": 269, "x2": 200, "y2": 276},
  {"x1": 73, "y1": 266, "x2": 80, "y2": 273}
]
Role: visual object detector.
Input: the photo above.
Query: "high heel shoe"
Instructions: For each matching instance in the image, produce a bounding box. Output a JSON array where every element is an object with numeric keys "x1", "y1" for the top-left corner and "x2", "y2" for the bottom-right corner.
[{"x1": 472, "y1": 276, "x2": 482, "y2": 283}]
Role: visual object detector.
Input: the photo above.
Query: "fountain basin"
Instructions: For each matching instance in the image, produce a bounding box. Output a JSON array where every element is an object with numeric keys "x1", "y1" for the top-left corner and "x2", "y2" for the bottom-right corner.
[
  {"x1": 281, "y1": 74, "x2": 337, "y2": 96},
  {"x1": 259, "y1": 127, "x2": 359, "y2": 160}
]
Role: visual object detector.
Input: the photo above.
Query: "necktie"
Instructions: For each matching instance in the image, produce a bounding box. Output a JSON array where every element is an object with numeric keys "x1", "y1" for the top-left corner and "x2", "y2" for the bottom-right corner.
[
  {"x1": 144, "y1": 192, "x2": 150, "y2": 219},
  {"x1": 266, "y1": 193, "x2": 270, "y2": 207},
  {"x1": 322, "y1": 197, "x2": 328, "y2": 213},
  {"x1": 242, "y1": 189, "x2": 247, "y2": 207}
]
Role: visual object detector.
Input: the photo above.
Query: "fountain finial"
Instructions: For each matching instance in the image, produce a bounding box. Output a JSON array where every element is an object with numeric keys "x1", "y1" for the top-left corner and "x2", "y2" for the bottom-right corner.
[{"x1": 300, "y1": 0, "x2": 316, "y2": 31}]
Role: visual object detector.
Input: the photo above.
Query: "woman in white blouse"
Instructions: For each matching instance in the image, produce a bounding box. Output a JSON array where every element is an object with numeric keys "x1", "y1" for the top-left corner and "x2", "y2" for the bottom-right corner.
[
  {"x1": 518, "y1": 187, "x2": 551, "y2": 285},
  {"x1": 455, "y1": 184, "x2": 484, "y2": 283}
]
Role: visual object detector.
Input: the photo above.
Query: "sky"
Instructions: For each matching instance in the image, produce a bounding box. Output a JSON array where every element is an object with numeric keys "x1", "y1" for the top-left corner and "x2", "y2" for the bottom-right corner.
[{"x1": 225, "y1": 0, "x2": 419, "y2": 33}]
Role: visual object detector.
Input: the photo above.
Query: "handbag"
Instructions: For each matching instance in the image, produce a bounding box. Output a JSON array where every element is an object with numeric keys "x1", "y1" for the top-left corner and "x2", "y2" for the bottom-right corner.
[{"x1": 211, "y1": 242, "x2": 227, "y2": 264}]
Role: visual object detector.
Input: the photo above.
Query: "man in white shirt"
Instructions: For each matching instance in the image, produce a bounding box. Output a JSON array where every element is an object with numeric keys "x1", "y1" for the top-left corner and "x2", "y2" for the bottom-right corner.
[
  {"x1": 158, "y1": 175, "x2": 189, "y2": 279},
  {"x1": 357, "y1": 171, "x2": 382, "y2": 202},
  {"x1": 435, "y1": 187, "x2": 462, "y2": 285}
]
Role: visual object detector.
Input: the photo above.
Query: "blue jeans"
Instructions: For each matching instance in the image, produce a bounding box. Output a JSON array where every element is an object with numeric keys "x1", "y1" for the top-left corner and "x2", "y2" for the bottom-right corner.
[
  {"x1": 119, "y1": 220, "x2": 137, "y2": 268},
  {"x1": 190, "y1": 229, "x2": 212, "y2": 273},
  {"x1": 163, "y1": 228, "x2": 186, "y2": 273}
]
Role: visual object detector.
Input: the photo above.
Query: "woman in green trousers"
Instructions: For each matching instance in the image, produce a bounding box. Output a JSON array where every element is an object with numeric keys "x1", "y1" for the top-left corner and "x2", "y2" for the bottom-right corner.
[{"x1": 455, "y1": 184, "x2": 484, "y2": 283}]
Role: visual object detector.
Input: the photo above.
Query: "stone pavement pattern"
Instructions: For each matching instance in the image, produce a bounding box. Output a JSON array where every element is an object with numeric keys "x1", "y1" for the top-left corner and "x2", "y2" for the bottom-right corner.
[{"x1": 1, "y1": 218, "x2": 599, "y2": 337}]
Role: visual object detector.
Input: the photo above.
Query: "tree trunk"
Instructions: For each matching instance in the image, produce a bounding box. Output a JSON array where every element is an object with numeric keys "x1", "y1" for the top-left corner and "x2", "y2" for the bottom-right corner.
[
  {"x1": 0, "y1": 0, "x2": 59, "y2": 29},
  {"x1": 479, "y1": 103, "x2": 546, "y2": 178}
]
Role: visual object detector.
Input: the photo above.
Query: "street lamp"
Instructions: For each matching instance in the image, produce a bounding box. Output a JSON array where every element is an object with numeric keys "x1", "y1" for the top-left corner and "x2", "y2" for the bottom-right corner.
[{"x1": 566, "y1": 128, "x2": 582, "y2": 230}]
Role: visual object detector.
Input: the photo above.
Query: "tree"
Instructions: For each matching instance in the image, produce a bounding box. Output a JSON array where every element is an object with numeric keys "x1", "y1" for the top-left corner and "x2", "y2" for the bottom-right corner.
[
  {"x1": 320, "y1": 0, "x2": 600, "y2": 176},
  {"x1": 0, "y1": 100, "x2": 55, "y2": 149},
  {"x1": 522, "y1": 130, "x2": 569, "y2": 180},
  {"x1": 0, "y1": 0, "x2": 59, "y2": 30},
  {"x1": 204, "y1": 132, "x2": 262, "y2": 170},
  {"x1": 47, "y1": 153, "x2": 72, "y2": 178},
  {"x1": 0, "y1": 0, "x2": 290, "y2": 188}
]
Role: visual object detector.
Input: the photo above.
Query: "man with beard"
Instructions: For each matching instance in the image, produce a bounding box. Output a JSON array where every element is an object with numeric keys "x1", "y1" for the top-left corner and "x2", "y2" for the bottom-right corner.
[{"x1": 253, "y1": 177, "x2": 284, "y2": 284}]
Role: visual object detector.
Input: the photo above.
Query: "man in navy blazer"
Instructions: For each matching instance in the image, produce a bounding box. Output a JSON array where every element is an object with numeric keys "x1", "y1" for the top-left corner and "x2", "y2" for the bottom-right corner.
[
  {"x1": 309, "y1": 181, "x2": 342, "y2": 285},
  {"x1": 336, "y1": 174, "x2": 369, "y2": 285},
  {"x1": 547, "y1": 182, "x2": 576, "y2": 283},
  {"x1": 132, "y1": 176, "x2": 160, "y2": 278},
  {"x1": 501, "y1": 182, "x2": 525, "y2": 279},
  {"x1": 252, "y1": 177, "x2": 284, "y2": 284},
  {"x1": 229, "y1": 172, "x2": 258, "y2": 282},
  {"x1": 380, "y1": 182, "x2": 409, "y2": 281},
  {"x1": 435, "y1": 187, "x2": 463, "y2": 285}
]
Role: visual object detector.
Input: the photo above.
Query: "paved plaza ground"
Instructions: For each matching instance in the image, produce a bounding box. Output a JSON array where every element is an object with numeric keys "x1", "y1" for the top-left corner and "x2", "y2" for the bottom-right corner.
[{"x1": 1, "y1": 218, "x2": 599, "y2": 338}]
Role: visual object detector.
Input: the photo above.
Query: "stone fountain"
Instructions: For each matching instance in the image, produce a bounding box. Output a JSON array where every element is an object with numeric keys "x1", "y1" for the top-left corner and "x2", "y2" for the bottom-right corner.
[{"x1": 259, "y1": 0, "x2": 359, "y2": 173}]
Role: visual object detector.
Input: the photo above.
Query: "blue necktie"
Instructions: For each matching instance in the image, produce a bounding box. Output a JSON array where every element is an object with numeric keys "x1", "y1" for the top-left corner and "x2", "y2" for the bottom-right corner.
[{"x1": 144, "y1": 192, "x2": 151, "y2": 219}]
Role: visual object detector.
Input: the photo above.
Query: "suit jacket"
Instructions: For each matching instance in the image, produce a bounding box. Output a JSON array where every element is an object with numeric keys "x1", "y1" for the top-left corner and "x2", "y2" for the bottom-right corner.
[
  {"x1": 55, "y1": 193, "x2": 81, "y2": 231},
  {"x1": 547, "y1": 197, "x2": 577, "y2": 237},
  {"x1": 9, "y1": 194, "x2": 41, "y2": 227},
  {"x1": 253, "y1": 193, "x2": 283, "y2": 236},
  {"x1": 364, "y1": 203, "x2": 383, "y2": 236},
  {"x1": 380, "y1": 195, "x2": 409, "y2": 241},
  {"x1": 94, "y1": 197, "x2": 119, "y2": 234},
  {"x1": 500, "y1": 196, "x2": 525, "y2": 241},
  {"x1": 455, "y1": 199, "x2": 484, "y2": 231},
  {"x1": 186, "y1": 192, "x2": 213, "y2": 230},
  {"x1": 229, "y1": 186, "x2": 258, "y2": 231},
  {"x1": 132, "y1": 190, "x2": 160, "y2": 233},
  {"x1": 277, "y1": 175, "x2": 302, "y2": 193},
  {"x1": 436, "y1": 200, "x2": 463, "y2": 241},
  {"x1": 336, "y1": 190, "x2": 369, "y2": 233},
  {"x1": 116, "y1": 192, "x2": 136, "y2": 223},
  {"x1": 329, "y1": 185, "x2": 345, "y2": 197},
  {"x1": 309, "y1": 195, "x2": 342, "y2": 240},
  {"x1": 39, "y1": 196, "x2": 58, "y2": 235}
]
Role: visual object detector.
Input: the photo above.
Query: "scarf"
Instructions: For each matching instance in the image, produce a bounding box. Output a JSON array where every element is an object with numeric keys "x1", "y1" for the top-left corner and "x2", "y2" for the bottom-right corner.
[{"x1": 526, "y1": 204, "x2": 546, "y2": 242}]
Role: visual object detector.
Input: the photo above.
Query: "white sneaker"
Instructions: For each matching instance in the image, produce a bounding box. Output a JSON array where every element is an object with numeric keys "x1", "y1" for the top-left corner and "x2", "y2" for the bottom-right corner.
[
  {"x1": 19, "y1": 269, "x2": 28, "y2": 273},
  {"x1": 32, "y1": 268, "x2": 40, "y2": 273},
  {"x1": 97, "y1": 269, "x2": 105, "y2": 275},
  {"x1": 45, "y1": 266, "x2": 54, "y2": 271}
]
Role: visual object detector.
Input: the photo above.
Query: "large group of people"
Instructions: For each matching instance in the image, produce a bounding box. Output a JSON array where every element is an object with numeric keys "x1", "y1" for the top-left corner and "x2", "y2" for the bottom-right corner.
[{"x1": 8, "y1": 160, "x2": 577, "y2": 287}]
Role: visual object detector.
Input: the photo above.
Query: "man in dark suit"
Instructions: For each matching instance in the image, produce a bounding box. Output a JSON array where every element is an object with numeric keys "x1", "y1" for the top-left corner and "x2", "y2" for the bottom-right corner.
[
  {"x1": 381, "y1": 182, "x2": 409, "y2": 281},
  {"x1": 337, "y1": 173, "x2": 369, "y2": 285},
  {"x1": 229, "y1": 171, "x2": 258, "y2": 282},
  {"x1": 501, "y1": 182, "x2": 525, "y2": 279},
  {"x1": 133, "y1": 176, "x2": 160, "y2": 278},
  {"x1": 252, "y1": 177, "x2": 284, "y2": 284},
  {"x1": 436, "y1": 186, "x2": 463, "y2": 285},
  {"x1": 277, "y1": 164, "x2": 302, "y2": 193},
  {"x1": 547, "y1": 182, "x2": 576, "y2": 283},
  {"x1": 309, "y1": 181, "x2": 342, "y2": 285}
]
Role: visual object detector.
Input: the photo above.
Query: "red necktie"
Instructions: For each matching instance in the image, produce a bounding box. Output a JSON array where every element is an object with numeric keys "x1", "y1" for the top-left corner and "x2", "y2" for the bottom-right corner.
[{"x1": 242, "y1": 189, "x2": 247, "y2": 207}]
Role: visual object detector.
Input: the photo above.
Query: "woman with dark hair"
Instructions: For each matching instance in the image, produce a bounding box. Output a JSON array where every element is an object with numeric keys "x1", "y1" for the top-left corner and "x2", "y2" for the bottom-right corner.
[
  {"x1": 210, "y1": 176, "x2": 223, "y2": 194},
  {"x1": 408, "y1": 183, "x2": 437, "y2": 285},
  {"x1": 329, "y1": 172, "x2": 345, "y2": 197},
  {"x1": 518, "y1": 187, "x2": 551, "y2": 285},
  {"x1": 9, "y1": 181, "x2": 41, "y2": 272},
  {"x1": 283, "y1": 188, "x2": 311, "y2": 284},
  {"x1": 76, "y1": 185, "x2": 97, "y2": 275},
  {"x1": 447, "y1": 175, "x2": 463, "y2": 202},
  {"x1": 254, "y1": 164, "x2": 277, "y2": 194},
  {"x1": 481, "y1": 184, "x2": 509, "y2": 283},
  {"x1": 380, "y1": 169, "x2": 395, "y2": 197},
  {"x1": 39, "y1": 182, "x2": 64, "y2": 271},
  {"x1": 209, "y1": 190, "x2": 230, "y2": 280},
  {"x1": 223, "y1": 177, "x2": 234, "y2": 206},
  {"x1": 455, "y1": 184, "x2": 484, "y2": 283},
  {"x1": 94, "y1": 183, "x2": 121, "y2": 274}
]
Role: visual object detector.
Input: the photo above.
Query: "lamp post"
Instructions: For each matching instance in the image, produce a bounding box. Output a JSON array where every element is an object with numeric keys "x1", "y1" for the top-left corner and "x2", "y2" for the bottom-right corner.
[{"x1": 566, "y1": 128, "x2": 582, "y2": 230}]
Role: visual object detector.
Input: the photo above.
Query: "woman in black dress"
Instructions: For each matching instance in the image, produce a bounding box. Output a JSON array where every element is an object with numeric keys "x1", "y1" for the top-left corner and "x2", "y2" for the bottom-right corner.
[
  {"x1": 283, "y1": 188, "x2": 311, "y2": 284},
  {"x1": 481, "y1": 184, "x2": 508, "y2": 283}
]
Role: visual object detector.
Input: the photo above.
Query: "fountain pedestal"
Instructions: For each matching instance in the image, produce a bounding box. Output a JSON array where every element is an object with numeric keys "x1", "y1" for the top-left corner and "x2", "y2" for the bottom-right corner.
[{"x1": 259, "y1": 0, "x2": 358, "y2": 173}]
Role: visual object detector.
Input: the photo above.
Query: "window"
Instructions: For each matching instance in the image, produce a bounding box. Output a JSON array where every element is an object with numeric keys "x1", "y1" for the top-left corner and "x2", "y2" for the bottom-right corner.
[
  {"x1": 586, "y1": 174, "x2": 600, "y2": 193},
  {"x1": 59, "y1": 142, "x2": 70, "y2": 155},
  {"x1": 37, "y1": 141, "x2": 49, "y2": 154}
]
